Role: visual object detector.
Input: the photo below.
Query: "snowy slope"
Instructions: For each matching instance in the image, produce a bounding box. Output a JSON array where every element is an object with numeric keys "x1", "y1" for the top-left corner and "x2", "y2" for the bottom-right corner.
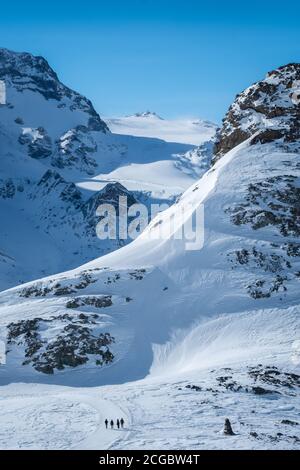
[
  {"x1": 106, "y1": 111, "x2": 217, "y2": 145},
  {"x1": 0, "y1": 48, "x2": 215, "y2": 290},
  {"x1": 0, "y1": 137, "x2": 299, "y2": 450}
]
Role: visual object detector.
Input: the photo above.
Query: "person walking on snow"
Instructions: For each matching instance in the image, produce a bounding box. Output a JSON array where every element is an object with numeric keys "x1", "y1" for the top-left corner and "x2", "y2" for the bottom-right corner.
[
  {"x1": 120, "y1": 418, "x2": 124, "y2": 428},
  {"x1": 110, "y1": 419, "x2": 114, "y2": 429},
  {"x1": 105, "y1": 419, "x2": 108, "y2": 429},
  {"x1": 117, "y1": 419, "x2": 120, "y2": 429}
]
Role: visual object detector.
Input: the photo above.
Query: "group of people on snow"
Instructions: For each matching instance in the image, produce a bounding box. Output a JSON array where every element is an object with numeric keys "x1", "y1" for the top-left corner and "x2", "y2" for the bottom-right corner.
[{"x1": 105, "y1": 418, "x2": 125, "y2": 429}]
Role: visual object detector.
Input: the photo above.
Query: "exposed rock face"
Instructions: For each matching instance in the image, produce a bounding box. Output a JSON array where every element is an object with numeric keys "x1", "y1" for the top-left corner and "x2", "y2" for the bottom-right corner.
[
  {"x1": 0, "y1": 48, "x2": 109, "y2": 132},
  {"x1": 31, "y1": 170, "x2": 139, "y2": 242},
  {"x1": 52, "y1": 125, "x2": 98, "y2": 174},
  {"x1": 0, "y1": 48, "x2": 109, "y2": 174},
  {"x1": 223, "y1": 418, "x2": 235, "y2": 435},
  {"x1": 19, "y1": 270, "x2": 99, "y2": 299},
  {"x1": 133, "y1": 111, "x2": 164, "y2": 119},
  {"x1": 82, "y1": 181, "x2": 139, "y2": 237},
  {"x1": 214, "y1": 67, "x2": 300, "y2": 300},
  {"x1": 18, "y1": 126, "x2": 52, "y2": 159},
  {"x1": 225, "y1": 169, "x2": 300, "y2": 299},
  {"x1": 226, "y1": 174, "x2": 300, "y2": 237},
  {"x1": 0, "y1": 178, "x2": 16, "y2": 198},
  {"x1": 214, "y1": 63, "x2": 300, "y2": 162},
  {"x1": 83, "y1": 182, "x2": 137, "y2": 218},
  {"x1": 65, "y1": 295, "x2": 113, "y2": 309},
  {"x1": 35, "y1": 169, "x2": 83, "y2": 209}
]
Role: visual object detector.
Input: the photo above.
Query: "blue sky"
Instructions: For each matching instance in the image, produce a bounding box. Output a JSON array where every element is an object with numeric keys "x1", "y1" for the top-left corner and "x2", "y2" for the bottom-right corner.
[{"x1": 0, "y1": 0, "x2": 299, "y2": 123}]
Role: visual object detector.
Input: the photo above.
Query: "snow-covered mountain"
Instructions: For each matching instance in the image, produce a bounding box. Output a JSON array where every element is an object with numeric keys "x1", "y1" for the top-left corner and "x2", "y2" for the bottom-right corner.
[
  {"x1": 214, "y1": 62, "x2": 300, "y2": 161},
  {"x1": 106, "y1": 111, "x2": 217, "y2": 145},
  {"x1": 0, "y1": 48, "x2": 215, "y2": 290},
  {"x1": 0, "y1": 63, "x2": 299, "y2": 450}
]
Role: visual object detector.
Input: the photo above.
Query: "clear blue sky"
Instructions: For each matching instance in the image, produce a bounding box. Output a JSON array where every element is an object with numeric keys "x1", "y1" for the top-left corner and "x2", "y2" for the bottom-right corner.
[{"x1": 0, "y1": 0, "x2": 299, "y2": 123}]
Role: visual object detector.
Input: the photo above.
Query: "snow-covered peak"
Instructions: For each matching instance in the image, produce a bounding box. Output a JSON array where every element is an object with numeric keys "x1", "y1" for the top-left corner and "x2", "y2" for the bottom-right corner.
[
  {"x1": 106, "y1": 114, "x2": 217, "y2": 145},
  {"x1": 214, "y1": 62, "x2": 300, "y2": 160}
]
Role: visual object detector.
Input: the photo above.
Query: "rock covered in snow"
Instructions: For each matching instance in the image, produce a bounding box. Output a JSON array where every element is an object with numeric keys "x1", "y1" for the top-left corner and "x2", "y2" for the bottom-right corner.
[
  {"x1": 0, "y1": 60, "x2": 300, "y2": 450},
  {"x1": 223, "y1": 418, "x2": 235, "y2": 435},
  {"x1": 132, "y1": 111, "x2": 164, "y2": 119},
  {"x1": 33, "y1": 171, "x2": 139, "y2": 241},
  {"x1": 214, "y1": 63, "x2": 300, "y2": 161}
]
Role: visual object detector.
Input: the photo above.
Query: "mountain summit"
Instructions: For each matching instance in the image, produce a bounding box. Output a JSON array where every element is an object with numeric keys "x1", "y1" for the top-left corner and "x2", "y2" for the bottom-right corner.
[
  {"x1": 0, "y1": 47, "x2": 109, "y2": 175},
  {"x1": 214, "y1": 63, "x2": 300, "y2": 161},
  {"x1": 131, "y1": 111, "x2": 164, "y2": 119}
]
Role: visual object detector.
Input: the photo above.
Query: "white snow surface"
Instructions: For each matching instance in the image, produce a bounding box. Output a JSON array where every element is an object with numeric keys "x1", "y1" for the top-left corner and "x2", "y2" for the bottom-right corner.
[
  {"x1": 0, "y1": 138, "x2": 300, "y2": 449},
  {"x1": 0, "y1": 53, "x2": 216, "y2": 290}
]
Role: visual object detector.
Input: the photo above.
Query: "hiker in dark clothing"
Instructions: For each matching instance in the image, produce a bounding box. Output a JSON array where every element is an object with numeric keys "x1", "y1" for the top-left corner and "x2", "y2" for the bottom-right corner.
[
  {"x1": 105, "y1": 419, "x2": 108, "y2": 429},
  {"x1": 110, "y1": 419, "x2": 114, "y2": 429},
  {"x1": 116, "y1": 419, "x2": 120, "y2": 429},
  {"x1": 120, "y1": 418, "x2": 124, "y2": 428}
]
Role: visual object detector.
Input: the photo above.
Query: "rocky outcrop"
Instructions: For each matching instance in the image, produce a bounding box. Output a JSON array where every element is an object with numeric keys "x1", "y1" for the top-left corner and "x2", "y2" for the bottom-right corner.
[
  {"x1": 35, "y1": 169, "x2": 83, "y2": 209},
  {"x1": 226, "y1": 174, "x2": 300, "y2": 237},
  {"x1": 0, "y1": 48, "x2": 109, "y2": 175},
  {"x1": 19, "y1": 271, "x2": 98, "y2": 298},
  {"x1": 30, "y1": 170, "x2": 140, "y2": 246},
  {"x1": 132, "y1": 111, "x2": 164, "y2": 119},
  {"x1": 225, "y1": 170, "x2": 300, "y2": 299},
  {"x1": 214, "y1": 63, "x2": 300, "y2": 162},
  {"x1": 65, "y1": 295, "x2": 113, "y2": 309},
  {"x1": 52, "y1": 125, "x2": 98, "y2": 174},
  {"x1": 7, "y1": 314, "x2": 115, "y2": 374}
]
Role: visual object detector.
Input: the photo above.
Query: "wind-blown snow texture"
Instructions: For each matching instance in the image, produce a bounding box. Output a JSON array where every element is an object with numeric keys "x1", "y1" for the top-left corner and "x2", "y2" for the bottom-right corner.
[
  {"x1": 0, "y1": 57, "x2": 300, "y2": 450},
  {"x1": 0, "y1": 48, "x2": 215, "y2": 290}
]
